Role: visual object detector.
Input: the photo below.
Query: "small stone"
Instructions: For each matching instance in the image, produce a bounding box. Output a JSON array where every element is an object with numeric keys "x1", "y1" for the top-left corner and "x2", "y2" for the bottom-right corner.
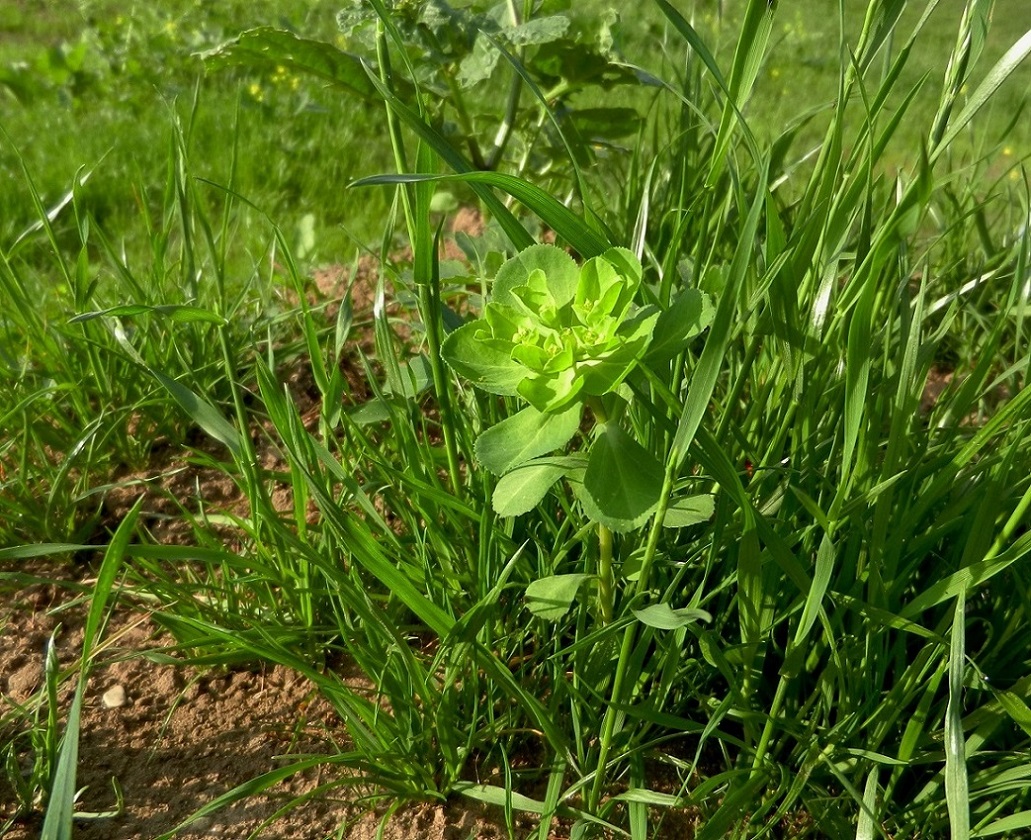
[{"x1": 101, "y1": 685, "x2": 127, "y2": 709}]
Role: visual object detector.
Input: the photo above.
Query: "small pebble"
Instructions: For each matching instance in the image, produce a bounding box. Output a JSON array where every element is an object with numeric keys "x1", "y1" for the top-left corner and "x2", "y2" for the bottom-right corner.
[{"x1": 102, "y1": 685, "x2": 127, "y2": 709}]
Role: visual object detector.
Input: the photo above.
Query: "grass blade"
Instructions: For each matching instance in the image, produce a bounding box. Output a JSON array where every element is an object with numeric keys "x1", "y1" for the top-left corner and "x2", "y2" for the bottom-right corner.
[
  {"x1": 40, "y1": 497, "x2": 140, "y2": 840},
  {"x1": 946, "y1": 591, "x2": 970, "y2": 840}
]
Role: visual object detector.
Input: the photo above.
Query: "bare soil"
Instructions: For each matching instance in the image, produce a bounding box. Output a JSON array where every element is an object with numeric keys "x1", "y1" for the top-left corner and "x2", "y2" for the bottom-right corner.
[{"x1": 0, "y1": 576, "x2": 522, "y2": 839}]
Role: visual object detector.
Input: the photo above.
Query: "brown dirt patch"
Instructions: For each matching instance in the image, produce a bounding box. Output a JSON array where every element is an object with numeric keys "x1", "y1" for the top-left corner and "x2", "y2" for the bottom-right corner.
[{"x1": 0, "y1": 576, "x2": 528, "y2": 839}]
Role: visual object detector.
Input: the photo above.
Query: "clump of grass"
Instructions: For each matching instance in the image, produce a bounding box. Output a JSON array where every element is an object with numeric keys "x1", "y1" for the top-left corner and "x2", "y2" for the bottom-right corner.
[{"x1": 3, "y1": 1, "x2": 1031, "y2": 838}]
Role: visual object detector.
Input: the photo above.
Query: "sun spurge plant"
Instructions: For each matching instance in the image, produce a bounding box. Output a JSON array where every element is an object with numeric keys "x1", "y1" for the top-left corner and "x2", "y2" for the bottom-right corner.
[
  {"x1": 444, "y1": 243, "x2": 659, "y2": 414},
  {"x1": 443, "y1": 243, "x2": 713, "y2": 622}
]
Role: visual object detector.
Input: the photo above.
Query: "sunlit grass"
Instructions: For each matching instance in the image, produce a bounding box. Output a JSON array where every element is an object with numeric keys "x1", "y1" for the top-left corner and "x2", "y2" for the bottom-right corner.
[{"x1": 2, "y1": 1, "x2": 1031, "y2": 838}]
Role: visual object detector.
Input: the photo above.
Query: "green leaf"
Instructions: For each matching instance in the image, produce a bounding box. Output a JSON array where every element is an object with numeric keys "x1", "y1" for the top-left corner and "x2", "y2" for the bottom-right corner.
[
  {"x1": 662, "y1": 495, "x2": 715, "y2": 528},
  {"x1": 493, "y1": 244, "x2": 580, "y2": 307},
  {"x1": 975, "y1": 811, "x2": 1031, "y2": 837},
  {"x1": 503, "y1": 16, "x2": 570, "y2": 47},
  {"x1": 457, "y1": 35, "x2": 501, "y2": 88},
  {"x1": 453, "y1": 781, "x2": 546, "y2": 814},
  {"x1": 645, "y1": 288, "x2": 714, "y2": 364},
  {"x1": 475, "y1": 404, "x2": 581, "y2": 475},
  {"x1": 995, "y1": 690, "x2": 1031, "y2": 739},
  {"x1": 633, "y1": 602, "x2": 712, "y2": 630},
  {"x1": 442, "y1": 320, "x2": 525, "y2": 396},
  {"x1": 351, "y1": 172, "x2": 609, "y2": 257},
  {"x1": 492, "y1": 455, "x2": 586, "y2": 517},
  {"x1": 202, "y1": 27, "x2": 379, "y2": 101},
  {"x1": 945, "y1": 592, "x2": 970, "y2": 840},
  {"x1": 580, "y1": 424, "x2": 664, "y2": 532},
  {"x1": 932, "y1": 27, "x2": 1031, "y2": 162},
  {"x1": 69, "y1": 304, "x2": 226, "y2": 325},
  {"x1": 572, "y1": 108, "x2": 643, "y2": 140},
  {"x1": 41, "y1": 498, "x2": 140, "y2": 840},
  {"x1": 526, "y1": 574, "x2": 590, "y2": 621},
  {"x1": 149, "y1": 369, "x2": 243, "y2": 458},
  {"x1": 384, "y1": 352, "x2": 433, "y2": 398}
]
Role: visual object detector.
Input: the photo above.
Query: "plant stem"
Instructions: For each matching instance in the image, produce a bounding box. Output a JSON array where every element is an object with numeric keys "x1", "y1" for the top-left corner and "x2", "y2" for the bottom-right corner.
[
  {"x1": 419, "y1": 280, "x2": 464, "y2": 500},
  {"x1": 587, "y1": 465, "x2": 677, "y2": 814},
  {"x1": 486, "y1": 0, "x2": 527, "y2": 170},
  {"x1": 376, "y1": 22, "x2": 415, "y2": 235},
  {"x1": 597, "y1": 522, "x2": 614, "y2": 624}
]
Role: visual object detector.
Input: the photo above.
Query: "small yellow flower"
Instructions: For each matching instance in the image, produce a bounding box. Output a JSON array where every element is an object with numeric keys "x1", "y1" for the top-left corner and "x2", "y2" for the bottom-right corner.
[{"x1": 248, "y1": 82, "x2": 264, "y2": 102}]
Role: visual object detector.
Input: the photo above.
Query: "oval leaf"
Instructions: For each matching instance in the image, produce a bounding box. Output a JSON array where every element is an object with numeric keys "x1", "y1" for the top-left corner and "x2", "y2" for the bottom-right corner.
[
  {"x1": 645, "y1": 288, "x2": 714, "y2": 364},
  {"x1": 662, "y1": 494, "x2": 715, "y2": 528},
  {"x1": 476, "y1": 403, "x2": 581, "y2": 475},
  {"x1": 492, "y1": 456, "x2": 583, "y2": 517},
  {"x1": 492, "y1": 243, "x2": 580, "y2": 308},
  {"x1": 442, "y1": 320, "x2": 524, "y2": 395},
  {"x1": 526, "y1": 574, "x2": 590, "y2": 622},
  {"x1": 633, "y1": 603, "x2": 712, "y2": 630},
  {"x1": 580, "y1": 424, "x2": 664, "y2": 532}
]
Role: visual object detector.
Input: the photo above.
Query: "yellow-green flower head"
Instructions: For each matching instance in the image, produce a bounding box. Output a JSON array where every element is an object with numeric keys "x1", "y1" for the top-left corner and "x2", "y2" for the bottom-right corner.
[{"x1": 444, "y1": 244, "x2": 659, "y2": 414}]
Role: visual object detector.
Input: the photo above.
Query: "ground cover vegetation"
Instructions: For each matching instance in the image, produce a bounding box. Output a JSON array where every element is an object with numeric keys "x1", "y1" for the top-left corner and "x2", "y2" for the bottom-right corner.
[{"x1": 2, "y1": 0, "x2": 1031, "y2": 837}]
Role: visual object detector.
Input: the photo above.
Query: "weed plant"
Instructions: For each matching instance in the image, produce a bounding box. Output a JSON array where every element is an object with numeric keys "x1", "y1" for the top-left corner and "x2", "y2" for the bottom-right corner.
[{"x1": 2, "y1": 0, "x2": 1031, "y2": 838}]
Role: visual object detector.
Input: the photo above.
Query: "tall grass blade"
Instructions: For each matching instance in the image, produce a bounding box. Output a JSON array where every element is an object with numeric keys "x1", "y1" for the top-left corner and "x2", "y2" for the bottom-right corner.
[
  {"x1": 40, "y1": 497, "x2": 140, "y2": 840},
  {"x1": 933, "y1": 27, "x2": 1031, "y2": 160},
  {"x1": 946, "y1": 591, "x2": 970, "y2": 840},
  {"x1": 351, "y1": 171, "x2": 610, "y2": 257}
]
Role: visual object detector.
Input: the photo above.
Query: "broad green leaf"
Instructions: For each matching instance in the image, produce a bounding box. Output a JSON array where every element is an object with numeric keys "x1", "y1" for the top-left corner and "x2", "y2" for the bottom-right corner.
[
  {"x1": 457, "y1": 35, "x2": 501, "y2": 88},
  {"x1": 599, "y1": 246, "x2": 643, "y2": 289},
  {"x1": 580, "y1": 423, "x2": 664, "y2": 532},
  {"x1": 645, "y1": 288, "x2": 714, "y2": 364},
  {"x1": 526, "y1": 574, "x2": 590, "y2": 621},
  {"x1": 202, "y1": 28, "x2": 379, "y2": 101},
  {"x1": 493, "y1": 456, "x2": 585, "y2": 517},
  {"x1": 493, "y1": 244, "x2": 580, "y2": 308},
  {"x1": 633, "y1": 602, "x2": 712, "y2": 630},
  {"x1": 662, "y1": 494, "x2": 715, "y2": 528},
  {"x1": 503, "y1": 16, "x2": 570, "y2": 48},
  {"x1": 441, "y1": 321, "x2": 525, "y2": 395},
  {"x1": 475, "y1": 404, "x2": 581, "y2": 475}
]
